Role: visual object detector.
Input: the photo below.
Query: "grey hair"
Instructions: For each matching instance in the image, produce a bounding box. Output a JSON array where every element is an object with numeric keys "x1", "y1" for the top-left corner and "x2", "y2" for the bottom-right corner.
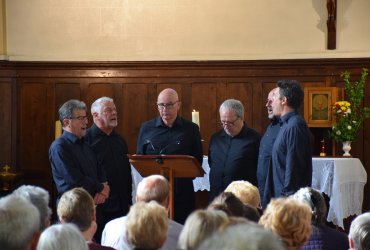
[
  {"x1": 91, "y1": 96, "x2": 114, "y2": 114},
  {"x1": 13, "y1": 185, "x2": 52, "y2": 231},
  {"x1": 136, "y1": 175, "x2": 169, "y2": 205},
  {"x1": 37, "y1": 224, "x2": 88, "y2": 250},
  {"x1": 197, "y1": 223, "x2": 285, "y2": 250},
  {"x1": 292, "y1": 187, "x2": 327, "y2": 225},
  {"x1": 0, "y1": 195, "x2": 40, "y2": 250},
  {"x1": 219, "y1": 99, "x2": 244, "y2": 118},
  {"x1": 349, "y1": 212, "x2": 370, "y2": 250},
  {"x1": 58, "y1": 99, "x2": 86, "y2": 124}
]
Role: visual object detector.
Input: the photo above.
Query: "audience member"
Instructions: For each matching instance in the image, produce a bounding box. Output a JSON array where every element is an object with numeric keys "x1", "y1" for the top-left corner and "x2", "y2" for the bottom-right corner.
[
  {"x1": 208, "y1": 99, "x2": 260, "y2": 201},
  {"x1": 269, "y1": 81, "x2": 312, "y2": 199},
  {"x1": 102, "y1": 175, "x2": 183, "y2": 250},
  {"x1": 348, "y1": 212, "x2": 370, "y2": 250},
  {"x1": 13, "y1": 185, "x2": 52, "y2": 231},
  {"x1": 57, "y1": 187, "x2": 115, "y2": 250},
  {"x1": 177, "y1": 209, "x2": 229, "y2": 250},
  {"x1": 126, "y1": 201, "x2": 168, "y2": 250},
  {"x1": 0, "y1": 194, "x2": 40, "y2": 250},
  {"x1": 293, "y1": 187, "x2": 349, "y2": 250},
  {"x1": 37, "y1": 223, "x2": 88, "y2": 250},
  {"x1": 259, "y1": 197, "x2": 312, "y2": 250},
  {"x1": 225, "y1": 180, "x2": 261, "y2": 209},
  {"x1": 197, "y1": 223, "x2": 285, "y2": 250},
  {"x1": 208, "y1": 191, "x2": 260, "y2": 222},
  {"x1": 257, "y1": 87, "x2": 281, "y2": 208},
  {"x1": 86, "y1": 96, "x2": 132, "y2": 242},
  {"x1": 136, "y1": 88, "x2": 203, "y2": 224},
  {"x1": 49, "y1": 99, "x2": 109, "y2": 205}
]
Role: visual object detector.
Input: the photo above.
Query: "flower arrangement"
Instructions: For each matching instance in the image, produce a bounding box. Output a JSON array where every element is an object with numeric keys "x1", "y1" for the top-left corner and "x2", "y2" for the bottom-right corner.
[{"x1": 329, "y1": 68, "x2": 370, "y2": 143}]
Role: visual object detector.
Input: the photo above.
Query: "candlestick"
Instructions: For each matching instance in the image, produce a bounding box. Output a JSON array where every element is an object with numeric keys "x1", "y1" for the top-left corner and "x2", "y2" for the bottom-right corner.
[
  {"x1": 192, "y1": 110, "x2": 200, "y2": 128},
  {"x1": 320, "y1": 138, "x2": 326, "y2": 157},
  {"x1": 55, "y1": 120, "x2": 62, "y2": 139}
]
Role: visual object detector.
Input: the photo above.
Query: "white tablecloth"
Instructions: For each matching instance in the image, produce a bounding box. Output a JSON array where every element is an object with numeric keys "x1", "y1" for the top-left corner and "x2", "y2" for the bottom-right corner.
[{"x1": 312, "y1": 157, "x2": 367, "y2": 229}]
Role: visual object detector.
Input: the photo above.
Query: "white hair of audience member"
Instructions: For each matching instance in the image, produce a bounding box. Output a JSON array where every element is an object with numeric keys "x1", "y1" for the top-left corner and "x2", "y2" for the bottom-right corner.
[
  {"x1": 348, "y1": 212, "x2": 370, "y2": 250},
  {"x1": 0, "y1": 194, "x2": 40, "y2": 250},
  {"x1": 37, "y1": 223, "x2": 88, "y2": 250},
  {"x1": 197, "y1": 223, "x2": 285, "y2": 250},
  {"x1": 13, "y1": 185, "x2": 52, "y2": 231},
  {"x1": 177, "y1": 209, "x2": 229, "y2": 250}
]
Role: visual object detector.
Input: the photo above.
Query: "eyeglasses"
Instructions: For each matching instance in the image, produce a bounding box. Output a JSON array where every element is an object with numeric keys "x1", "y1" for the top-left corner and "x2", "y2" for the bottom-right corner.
[
  {"x1": 220, "y1": 117, "x2": 240, "y2": 127},
  {"x1": 69, "y1": 116, "x2": 88, "y2": 121},
  {"x1": 157, "y1": 101, "x2": 179, "y2": 110}
]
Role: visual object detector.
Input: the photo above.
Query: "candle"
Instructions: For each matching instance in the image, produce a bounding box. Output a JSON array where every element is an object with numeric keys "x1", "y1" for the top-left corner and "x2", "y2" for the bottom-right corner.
[
  {"x1": 55, "y1": 120, "x2": 62, "y2": 139},
  {"x1": 192, "y1": 110, "x2": 200, "y2": 128}
]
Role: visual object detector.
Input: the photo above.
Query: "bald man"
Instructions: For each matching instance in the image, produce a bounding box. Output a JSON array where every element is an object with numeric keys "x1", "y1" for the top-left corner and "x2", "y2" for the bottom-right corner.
[{"x1": 136, "y1": 88, "x2": 203, "y2": 224}]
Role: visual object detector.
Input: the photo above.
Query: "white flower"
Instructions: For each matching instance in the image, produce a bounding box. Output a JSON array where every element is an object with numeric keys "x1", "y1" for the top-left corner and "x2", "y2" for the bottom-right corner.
[
  {"x1": 347, "y1": 108, "x2": 351, "y2": 114},
  {"x1": 352, "y1": 120, "x2": 357, "y2": 124},
  {"x1": 347, "y1": 125, "x2": 352, "y2": 130},
  {"x1": 336, "y1": 130, "x2": 341, "y2": 135}
]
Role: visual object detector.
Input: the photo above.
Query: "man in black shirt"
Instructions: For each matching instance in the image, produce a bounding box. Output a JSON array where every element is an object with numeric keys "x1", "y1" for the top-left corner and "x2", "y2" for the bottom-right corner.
[
  {"x1": 208, "y1": 99, "x2": 261, "y2": 201},
  {"x1": 257, "y1": 88, "x2": 281, "y2": 208},
  {"x1": 136, "y1": 88, "x2": 203, "y2": 224},
  {"x1": 86, "y1": 97, "x2": 132, "y2": 242}
]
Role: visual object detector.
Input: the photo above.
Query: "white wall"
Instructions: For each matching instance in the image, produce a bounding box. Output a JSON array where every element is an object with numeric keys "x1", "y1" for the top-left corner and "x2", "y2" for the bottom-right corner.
[{"x1": 5, "y1": 0, "x2": 370, "y2": 61}]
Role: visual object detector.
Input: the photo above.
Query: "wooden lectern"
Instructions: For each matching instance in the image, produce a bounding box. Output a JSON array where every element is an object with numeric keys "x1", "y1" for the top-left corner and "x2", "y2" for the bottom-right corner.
[{"x1": 128, "y1": 154, "x2": 205, "y2": 219}]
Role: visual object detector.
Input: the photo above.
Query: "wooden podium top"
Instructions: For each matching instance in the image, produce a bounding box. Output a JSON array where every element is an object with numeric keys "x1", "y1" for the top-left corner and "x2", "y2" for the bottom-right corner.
[{"x1": 128, "y1": 154, "x2": 205, "y2": 178}]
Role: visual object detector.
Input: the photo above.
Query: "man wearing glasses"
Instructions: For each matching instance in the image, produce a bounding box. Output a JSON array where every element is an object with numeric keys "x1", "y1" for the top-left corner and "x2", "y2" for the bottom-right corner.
[
  {"x1": 136, "y1": 88, "x2": 203, "y2": 224},
  {"x1": 49, "y1": 99, "x2": 110, "y2": 220},
  {"x1": 208, "y1": 99, "x2": 261, "y2": 201}
]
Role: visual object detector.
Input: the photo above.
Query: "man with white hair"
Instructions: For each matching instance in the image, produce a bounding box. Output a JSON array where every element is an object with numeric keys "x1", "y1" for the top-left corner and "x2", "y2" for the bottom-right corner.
[
  {"x1": 86, "y1": 96, "x2": 132, "y2": 242},
  {"x1": 0, "y1": 194, "x2": 40, "y2": 250},
  {"x1": 348, "y1": 212, "x2": 370, "y2": 250},
  {"x1": 13, "y1": 185, "x2": 52, "y2": 232}
]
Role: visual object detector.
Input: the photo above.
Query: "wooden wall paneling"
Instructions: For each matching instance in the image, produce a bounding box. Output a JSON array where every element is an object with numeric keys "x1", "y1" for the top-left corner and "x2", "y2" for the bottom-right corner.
[
  {"x1": 0, "y1": 81, "x2": 12, "y2": 167},
  {"x1": 226, "y1": 81, "x2": 254, "y2": 129},
  {"x1": 122, "y1": 83, "x2": 155, "y2": 154},
  {"x1": 191, "y1": 82, "x2": 217, "y2": 154},
  {"x1": 86, "y1": 82, "x2": 115, "y2": 110},
  {"x1": 18, "y1": 81, "x2": 50, "y2": 188}
]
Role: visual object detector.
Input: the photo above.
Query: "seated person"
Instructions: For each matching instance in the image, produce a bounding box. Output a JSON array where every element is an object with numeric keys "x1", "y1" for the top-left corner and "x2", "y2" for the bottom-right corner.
[
  {"x1": 13, "y1": 185, "x2": 52, "y2": 232},
  {"x1": 259, "y1": 197, "x2": 312, "y2": 250},
  {"x1": 177, "y1": 209, "x2": 229, "y2": 250},
  {"x1": 126, "y1": 201, "x2": 168, "y2": 250},
  {"x1": 57, "y1": 187, "x2": 115, "y2": 250},
  {"x1": 197, "y1": 222, "x2": 285, "y2": 250},
  {"x1": 348, "y1": 212, "x2": 370, "y2": 250},
  {"x1": 102, "y1": 175, "x2": 183, "y2": 250},
  {"x1": 0, "y1": 194, "x2": 40, "y2": 250},
  {"x1": 208, "y1": 191, "x2": 260, "y2": 222},
  {"x1": 37, "y1": 224, "x2": 88, "y2": 250},
  {"x1": 225, "y1": 180, "x2": 261, "y2": 209},
  {"x1": 292, "y1": 187, "x2": 349, "y2": 250}
]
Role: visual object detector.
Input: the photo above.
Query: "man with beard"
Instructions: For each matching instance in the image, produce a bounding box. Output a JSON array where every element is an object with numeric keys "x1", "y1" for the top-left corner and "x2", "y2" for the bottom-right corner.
[
  {"x1": 257, "y1": 88, "x2": 282, "y2": 208},
  {"x1": 86, "y1": 97, "x2": 132, "y2": 242}
]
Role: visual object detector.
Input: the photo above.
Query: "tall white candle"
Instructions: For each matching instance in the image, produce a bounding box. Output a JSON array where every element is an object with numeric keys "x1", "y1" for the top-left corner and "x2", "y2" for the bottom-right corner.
[{"x1": 192, "y1": 110, "x2": 200, "y2": 128}]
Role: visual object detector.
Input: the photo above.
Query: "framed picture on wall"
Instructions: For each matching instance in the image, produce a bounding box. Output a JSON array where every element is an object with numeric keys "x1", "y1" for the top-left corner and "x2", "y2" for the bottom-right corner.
[{"x1": 304, "y1": 87, "x2": 339, "y2": 127}]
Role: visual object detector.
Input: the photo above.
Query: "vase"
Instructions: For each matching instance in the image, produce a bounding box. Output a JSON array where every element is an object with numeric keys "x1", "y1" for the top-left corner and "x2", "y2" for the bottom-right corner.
[{"x1": 342, "y1": 141, "x2": 352, "y2": 157}]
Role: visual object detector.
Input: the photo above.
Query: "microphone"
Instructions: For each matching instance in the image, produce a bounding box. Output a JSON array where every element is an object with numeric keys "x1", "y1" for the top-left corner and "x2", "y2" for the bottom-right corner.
[
  {"x1": 156, "y1": 139, "x2": 181, "y2": 164},
  {"x1": 158, "y1": 140, "x2": 181, "y2": 155},
  {"x1": 146, "y1": 139, "x2": 156, "y2": 151},
  {"x1": 143, "y1": 139, "x2": 156, "y2": 154}
]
